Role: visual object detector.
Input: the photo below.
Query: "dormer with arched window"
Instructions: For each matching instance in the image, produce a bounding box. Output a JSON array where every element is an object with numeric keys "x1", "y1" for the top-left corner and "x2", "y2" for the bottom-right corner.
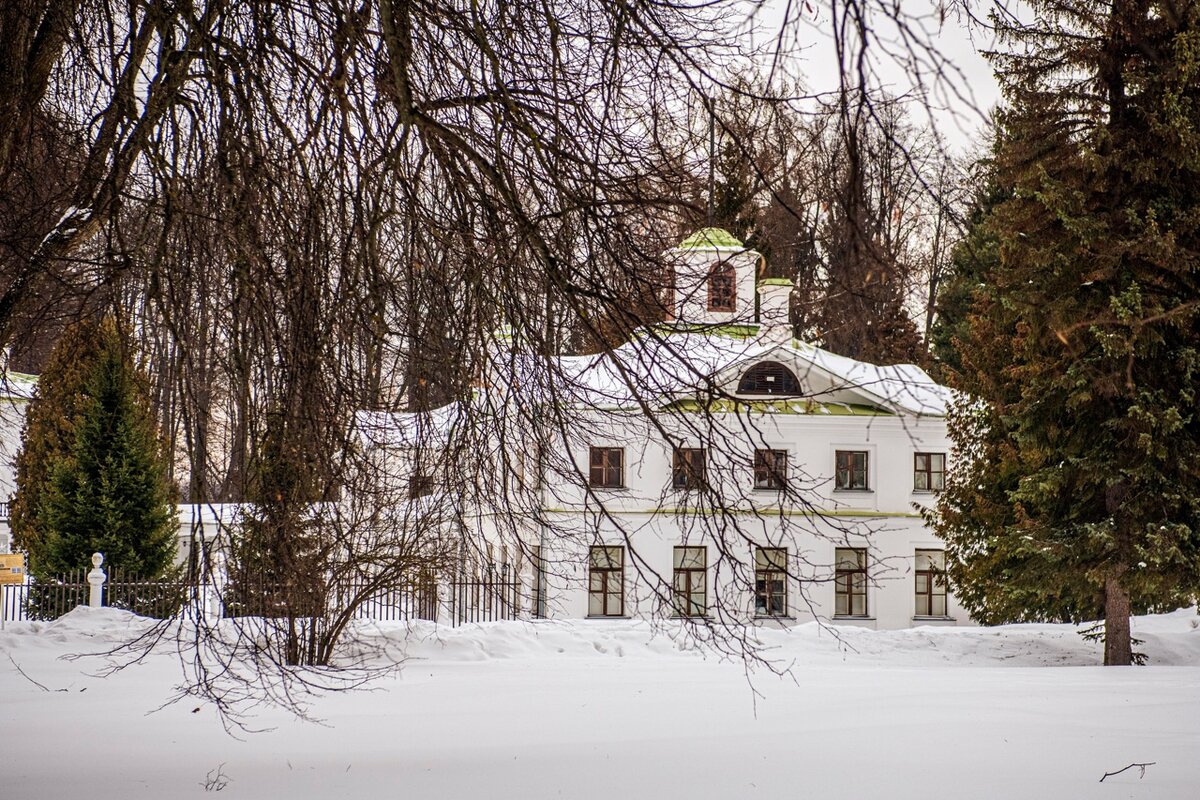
[{"x1": 737, "y1": 361, "x2": 802, "y2": 396}]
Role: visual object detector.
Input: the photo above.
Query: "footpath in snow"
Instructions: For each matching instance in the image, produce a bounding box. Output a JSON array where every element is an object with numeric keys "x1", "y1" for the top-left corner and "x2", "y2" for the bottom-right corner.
[{"x1": 1, "y1": 608, "x2": 1198, "y2": 799}]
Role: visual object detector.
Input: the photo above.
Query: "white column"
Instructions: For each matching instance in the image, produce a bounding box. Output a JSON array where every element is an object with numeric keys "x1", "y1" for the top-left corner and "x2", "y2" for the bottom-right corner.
[{"x1": 87, "y1": 552, "x2": 106, "y2": 608}]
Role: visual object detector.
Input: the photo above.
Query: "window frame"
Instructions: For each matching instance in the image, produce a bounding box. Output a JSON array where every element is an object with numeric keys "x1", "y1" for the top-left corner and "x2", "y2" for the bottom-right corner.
[
  {"x1": 914, "y1": 549, "x2": 948, "y2": 617},
  {"x1": 408, "y1": 472, "x2": 435, "y2": 499},
  {"x1": 753, "y1": 448, "x2": 788, "y2": 490},
  {"x1": 672, "y1": 546, "x2": 708, "y2": 617},
  {"x1": 913, "y1": 452, "x2": 946, "y2": 493},
  {"x1": 834, "y1": 547, "x2": 869, "y2": 617},
  {"x1": 834, "y1": 450, "x2": 869, "y2": 491},
  {"x1": 706, "y1": 260, "x2": 736, "y2": 312},
  {"x1": 588, "y1": 446, "x2": 625, "y2": 489},
  {"x1": 754, "y1": 547, "x2": 788, "y2": 617},
  {"x1": 588, "y1": 545, "x2": 625, "y2": 617},
  {"x1": 530, "y1": 545, "x2": 547, "y2": 619},
  {"x1": 672, "y1": 447, "x2": 707, "y2": 491}
]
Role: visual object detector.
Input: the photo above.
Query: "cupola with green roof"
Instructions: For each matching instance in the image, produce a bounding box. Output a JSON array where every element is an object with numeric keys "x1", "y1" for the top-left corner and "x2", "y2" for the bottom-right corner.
[{"x1": 667, "y1": 228, "x2": 760, "y2": 327}]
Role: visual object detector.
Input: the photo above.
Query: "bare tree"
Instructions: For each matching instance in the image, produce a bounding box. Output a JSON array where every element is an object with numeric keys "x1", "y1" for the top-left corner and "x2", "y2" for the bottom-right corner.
[{"x1": 1, "y1": 0, "x2": 983, "y2": 722}]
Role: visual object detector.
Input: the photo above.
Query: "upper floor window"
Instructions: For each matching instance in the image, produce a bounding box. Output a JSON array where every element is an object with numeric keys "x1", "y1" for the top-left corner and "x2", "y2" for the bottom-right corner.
[
  {"x1": 835, "y1": 450, "x2": 869, "y2": 490},
  {"x1": 753, "y1": 449, "x2": 788, "y2": 490},
  {"x1": 737, "y1": 361, "x2": 801, "y2": 395},
  {"x1": 707, "y1": 261, "x2": 736, "y2": 312},
  {"x1": 409, "y1": 473, "x2": 435, "y2": 499},
  {"x1": 589, "y1": 447, "x2": 624, "y2": 488},
  {"x1": 914, "y1": 452, "x2": 946, "y2": 492},
  {"x1": 662, "y1": 264, "x2": 676, "y2": 321},
  {"x1": 672, "y1": 447, "x2": 707, "y2": 490}
]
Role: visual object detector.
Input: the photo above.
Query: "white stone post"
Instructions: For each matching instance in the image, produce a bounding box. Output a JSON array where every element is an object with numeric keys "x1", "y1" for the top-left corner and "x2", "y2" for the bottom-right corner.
[{"x1": 87, "y1": 552, "x2": 106, "y2": 608}]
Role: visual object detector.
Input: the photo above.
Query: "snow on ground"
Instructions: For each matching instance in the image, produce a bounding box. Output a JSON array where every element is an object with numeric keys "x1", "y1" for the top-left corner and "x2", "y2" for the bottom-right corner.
[{"x1": 2, "y1": 609, "x2": 1198, "y2": 799}]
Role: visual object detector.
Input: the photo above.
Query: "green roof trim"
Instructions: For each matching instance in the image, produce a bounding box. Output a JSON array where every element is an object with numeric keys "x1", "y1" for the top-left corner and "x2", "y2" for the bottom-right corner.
[
  {"x1": 758, "y1": 278, "x2": 794, "y2": 287},
  {"x1": 678, "y1": 227, "x2": 743, "y2": 250},
  {"x1": 649, "y1": 322, "x2": 761, "y2": 340},
  {"x1": 538, "y1": 507, "x2": 921, "y2": 519},
  {"x1": 661, "y1": 398, "x2": 892, "y2": 416}
]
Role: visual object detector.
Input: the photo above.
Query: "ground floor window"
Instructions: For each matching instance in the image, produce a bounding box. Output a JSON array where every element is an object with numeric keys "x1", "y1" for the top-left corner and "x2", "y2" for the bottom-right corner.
[
  {"x1": 672, "y1": 546, "x2": 707, "y2": 616},
  {"x1": 530, "y1": 545, "x2": 547, "y2": 619},
  {"x1": 915, "y1": 549, "x2": 947, "y2": 617},
  {"x1": 754, "y1": 547, "x2": 787, "y2": 616},
  {"x1": 588, "y1": 545, "x2": 624, "y2": 617},
  {"x1": 834, "y1": 548, "x2": 868, "y2": 616}
]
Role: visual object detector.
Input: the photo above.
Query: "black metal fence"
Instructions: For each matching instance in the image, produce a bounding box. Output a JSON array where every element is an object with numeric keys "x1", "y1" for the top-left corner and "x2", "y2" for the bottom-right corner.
[
  {"x1": 1, "y1": 564, "x2": 524, "y2": 626},
  {"x1": 2, "y1": 570, "x2": 89, "y2": 622},
  {"x1": 446, "y1": 573, "x2": 522, "y2": 624},
  {"x1": 105, "y1": 565, "x2": 188, "y2": 619}
]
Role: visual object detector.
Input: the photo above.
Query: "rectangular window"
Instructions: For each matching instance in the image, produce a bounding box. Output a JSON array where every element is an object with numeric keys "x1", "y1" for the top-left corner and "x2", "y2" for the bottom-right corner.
[
  {"x1": 915, "y1": 550, "x2": 948, "y2": 617},
  {"x1": 672, "y1": 448, "x2": 707, "y2": 490},
  {"x1": 589, "y1": 447, "x2": 624, "y2": 488},
  {"x1": 753, "y1": 449, "x2": 788, "y2": 490},
  {"x1": 914, "y1": 452, "x2": 946, "y2": 492},
  {"x1": 835, "y1": 450, "x2": 869, "y2": 490},
  {"x1": 754, "y1": 547, "x2": 788, "y2": 616},
  {"x1": 672, "y1": 546, "x2": 707, "y2": 616},
  {"x1": 588, "y1": 546, "x2": 624, "y2": 617},
  {"x1": 834, "y1": 548, "x2": 868, "y2": 616},
  {"x1": 408, "y1": 473, "x2": 435, "y2": 499},
  {"x1": 530, "y1": 545, "x2": 547, "y2": 619},
  {"x1": 707, "y1": 262, "x2": 736, "y2": 312}
]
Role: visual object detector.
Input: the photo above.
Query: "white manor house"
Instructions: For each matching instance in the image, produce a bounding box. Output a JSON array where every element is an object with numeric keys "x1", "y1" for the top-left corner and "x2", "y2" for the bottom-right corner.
[
  {"x1": 0, "y1": 228, "x2": 968, "y2": 630},
  {"x1": 359, "y1": 228, "x2": 969, "y2": 630}
]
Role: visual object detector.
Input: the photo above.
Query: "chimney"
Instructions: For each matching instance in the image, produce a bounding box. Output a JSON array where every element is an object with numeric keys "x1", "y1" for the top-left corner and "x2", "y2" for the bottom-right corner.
[{"x1": 757, "y1": 279, "x2": 794, "y2": 341}]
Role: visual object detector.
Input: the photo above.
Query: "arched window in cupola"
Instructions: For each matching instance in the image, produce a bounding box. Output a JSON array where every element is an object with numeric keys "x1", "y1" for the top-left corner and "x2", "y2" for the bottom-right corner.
[
  {"x1": 706, "y1": 260, "x2": 736, "y2": 312},
  {"x1": 737, "y1": 361, "x2": 801, "y2": 395}
]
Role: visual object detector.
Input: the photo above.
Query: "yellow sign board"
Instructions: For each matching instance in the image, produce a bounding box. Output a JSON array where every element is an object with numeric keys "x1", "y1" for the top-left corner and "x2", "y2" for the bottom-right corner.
[{"x1": 0, "y1": 553, "x2": 26, "y2": 584}]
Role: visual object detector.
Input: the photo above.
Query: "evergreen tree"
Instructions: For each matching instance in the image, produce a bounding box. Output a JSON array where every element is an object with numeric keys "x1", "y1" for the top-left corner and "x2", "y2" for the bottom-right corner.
[
  {"x1": 812, "y1": 100, "x2": 930, "y2": 367},
  {"x1": 928, "y1": 167, "x2": 1007, "y2": 380},
  {"x1": 28, "y1": 318, "x2": 177, "y2": 578},
  {"x1": 932, "y1": 0, "x2": 1200, "y2": 665},
  {"x1": 11, "y1": 319, "x2": 105, "y2": 571}
]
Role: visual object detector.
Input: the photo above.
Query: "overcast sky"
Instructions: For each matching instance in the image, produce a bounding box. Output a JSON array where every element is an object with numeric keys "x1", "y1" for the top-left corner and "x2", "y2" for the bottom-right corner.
[{"x1": 745, "y1": 1, "x2": 1002, "y2": 154}]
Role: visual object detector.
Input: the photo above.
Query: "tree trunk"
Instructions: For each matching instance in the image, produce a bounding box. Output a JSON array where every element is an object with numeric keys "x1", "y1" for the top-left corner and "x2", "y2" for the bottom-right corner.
[{"x1": 1103, "y1": 575, "x2": 1132, "y2": 666}]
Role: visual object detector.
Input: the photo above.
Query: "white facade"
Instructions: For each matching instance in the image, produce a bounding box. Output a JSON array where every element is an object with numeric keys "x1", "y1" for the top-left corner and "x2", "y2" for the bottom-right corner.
[
  {"x1": 0, "y1": 372, "x2": 36, "y2": 554},
  {"x1": 365, "y1": 229, "x2": 970, "y2": 630}
]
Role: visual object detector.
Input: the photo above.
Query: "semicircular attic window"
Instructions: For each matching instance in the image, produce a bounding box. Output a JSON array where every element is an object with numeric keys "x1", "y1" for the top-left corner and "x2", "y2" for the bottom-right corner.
[{"x1": 737, "y1": 361, "x2": 801, "y2": 395}]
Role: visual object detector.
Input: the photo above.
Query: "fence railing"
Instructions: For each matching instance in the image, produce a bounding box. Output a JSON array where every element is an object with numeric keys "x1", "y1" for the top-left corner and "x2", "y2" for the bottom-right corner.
[
  {"x1": 2, "y1": 572, "x2": 90, "y2": 622},
  {"x1": 2, "y1": 554, "x2": 525, "y2": 626}
]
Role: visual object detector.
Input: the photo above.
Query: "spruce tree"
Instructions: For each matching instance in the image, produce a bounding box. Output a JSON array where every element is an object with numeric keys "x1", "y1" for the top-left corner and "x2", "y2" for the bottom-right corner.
[
  {"x1": 27, "y1": 318, "x2": 177, "y2": 578},
  {"x1": 932, "y1": 0, "x2": 1200, "y2": 664},
  {"x1": 11, "y1": 319, "x2": 105, "y2": 572}
]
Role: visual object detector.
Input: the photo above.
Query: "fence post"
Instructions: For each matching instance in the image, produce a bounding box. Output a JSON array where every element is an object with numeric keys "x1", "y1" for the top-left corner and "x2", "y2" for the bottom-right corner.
[{"x1": 87, "y1": 553, "x2": 106, "y2": 608}]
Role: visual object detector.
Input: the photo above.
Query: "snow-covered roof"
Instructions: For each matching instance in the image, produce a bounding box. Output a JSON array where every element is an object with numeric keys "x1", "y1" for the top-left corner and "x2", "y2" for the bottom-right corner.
[
  {"x1": 355, "y1": 404, "x2": 463, "y2": 449},
  {"x1": 557, "y1": 326, "x2": 949, "y2": 415},
  {"x1": 361, "y1": 325, "x2": 952, "y2": 447},
  {"x1": 677, "y1": 227, "x2": 744, "y2": 250},
  {"x1": 0, "y1": 371, "x2": 37, "y2": 401}
]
